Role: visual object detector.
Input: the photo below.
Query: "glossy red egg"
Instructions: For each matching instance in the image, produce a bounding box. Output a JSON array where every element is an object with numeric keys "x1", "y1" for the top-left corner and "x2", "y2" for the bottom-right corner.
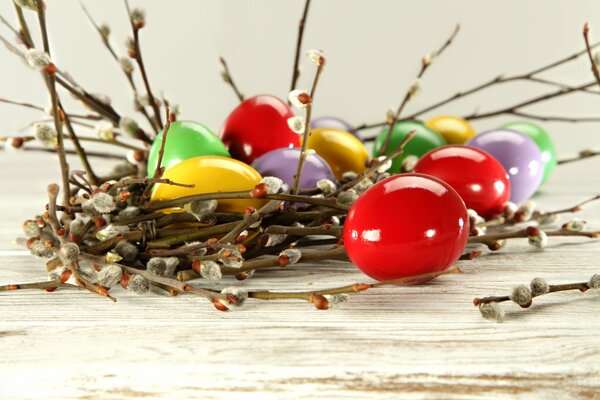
[
  {"x1": 413, "y1": 145, "x2": 510, "y2": 219},
  {"x1": 343, "y1": 174, "x2": 469, "y2": 281},
  {"x1": 219, "y1": 94, "x2": 301, "y2": 164}
]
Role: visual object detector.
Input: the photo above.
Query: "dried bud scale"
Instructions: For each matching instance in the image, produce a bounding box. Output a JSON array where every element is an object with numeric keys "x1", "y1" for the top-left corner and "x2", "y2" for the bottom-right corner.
[
  {"x1": 530, "y1": 277, "x2": 550, "y2": 296},
  {"x1": 479, "y1": 302, "x2": 504, "y2": 322},
  {"x1": 510, "y1": 285, "x2": 533, "y2": 307}
]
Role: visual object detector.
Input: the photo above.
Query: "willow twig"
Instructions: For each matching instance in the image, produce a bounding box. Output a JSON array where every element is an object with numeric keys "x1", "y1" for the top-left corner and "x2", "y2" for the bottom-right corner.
[
  {"x1": 288, "y1": 0, "x2": 311, "y2": 100},
  {"x1": 219, "y1": 56, "x2": 244, "y2": 102},
  {"x1": 583, "y1": 23, "x2": 600, "y2": 89}
]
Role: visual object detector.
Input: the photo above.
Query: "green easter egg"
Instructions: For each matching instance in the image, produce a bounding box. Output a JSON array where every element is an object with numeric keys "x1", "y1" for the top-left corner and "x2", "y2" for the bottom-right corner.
[
  {"x1": 501, "y1": 121, "x2": 557, "y2": 184},
  {"x1": 373, "y1": 120, "x2": 447, "y2": 173},
  {"x1": 147, "y1": 120, "x2": 230, "y2": 177}
]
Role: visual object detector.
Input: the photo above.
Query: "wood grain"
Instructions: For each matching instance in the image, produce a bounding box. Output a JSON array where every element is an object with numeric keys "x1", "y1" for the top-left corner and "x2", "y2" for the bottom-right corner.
[{"x1": 1, "y1": 151, "x2": 599, "y2": 399}]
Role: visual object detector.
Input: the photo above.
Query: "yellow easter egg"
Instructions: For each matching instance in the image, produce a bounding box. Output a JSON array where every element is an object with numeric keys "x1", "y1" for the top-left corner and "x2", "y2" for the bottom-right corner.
[
  {"x1": 425, "y1": 115, "x2": 476, "y2": 145},
  {"x1": 306, "y1": 128, "x2": 369, "y2": 179},
  {"x1": 150, "y1": 156, "x2": 265, "y2": 213}
]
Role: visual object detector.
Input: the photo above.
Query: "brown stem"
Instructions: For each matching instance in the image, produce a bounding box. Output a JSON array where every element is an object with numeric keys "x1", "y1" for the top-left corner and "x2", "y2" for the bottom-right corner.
[
  {"x1": 355, "y1": 40, "x2": 600, "y2": 132},
  {"x1": 219, "y1": 56, "x2": 245, "y2": 102},
  {"x1": 378, "y1": 24, "x2": 460, "y2": 155},
  {"x1": 143, "y1": 107, "x2": 172, "y2": 200},
  {"x1": 148, "y1": 191, "x2": 350, "y2": 212},
  {"x1": 265, "y1": 224, "x2": 342, "y2": 237},
  {"x1": 61, "y1": 103, "x2": 98, "y2": 185},
  {"x1": 80, "y1": 1, "x2": 158, "y2": 134},
  {"x1": 124, "y1": 0, "x2": 163, "y2": 129},
  {"x1": 537, "y1": 194, "x2": 600, "y2": 218},
  {"x1": 468, "y1": 228, "x2": 600, "y2": 245},
  {"x1": 473, "y1": 280, "x2": 593, "y2": 306},
  {"x1": 36, "y1": 0, "x2": 70, "y2": 205},
  {"x1": 583, "y1": 23, "x2": 600, "y2": 89},
  {"x1": 558, "y1": 149, "x2": 600, "y2": 165},
  {"x1": 288, "y1": 0, "x2": 311, "y2": 101},
  {"x1": 0, "y1": 280, "x2": 72, "y2": 292},
  {"x1": 464, "y1": 81, "x2": 597, "y2": 121}
]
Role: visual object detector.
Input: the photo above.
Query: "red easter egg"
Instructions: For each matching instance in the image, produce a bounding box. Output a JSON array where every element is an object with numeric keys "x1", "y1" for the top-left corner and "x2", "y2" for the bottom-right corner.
[
  {"x1": 343, "y1": 173, "x2": 469, "y2": 281},
  {"x1": 414, "y1": 145, "x2": 510, "y2": 219},
  {"x1": 220, "y1": 94, "x2": 301, "y2": 164}
]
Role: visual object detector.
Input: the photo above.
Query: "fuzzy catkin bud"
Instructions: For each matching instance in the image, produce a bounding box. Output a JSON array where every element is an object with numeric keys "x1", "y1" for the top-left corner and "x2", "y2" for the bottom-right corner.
[
  {"x1": 260, "y1": 176, "x2": 283, "y2": 195},
  {"x1": 147, "y1": 258, "x2": 167, "y2": 276},
  {"x1": 528, "y1": 230, "x2": 548, "y2": 249},
  {"x1": 510, "y1": 285, "x2": 532, "y2": 307},
  {"x1": 95, "y1": 122, "x2": 115, "y2": 141},
  {"x1": 530, "y1": 277, "x2": 550, "y2": 296},
  {"x1": 316, "y1": 179, "x2": 336, "y2": 195},
  {"x1": 375, "y1": 156, "x2": 392, "y2": 173},
  {"x1": 30, "y1": 240, "x2": 54, "y2": 258},
  {"x1": 323, "y1": 294, "x2": 349, "y2": 309},
  {"x1": 164, "y1": 257, "x2": 179, "y2": 277},
  {"x1": 97, "y1": 265, "x2": 123, "y2": 287},
  {"x1": 337, "y1": 190, "x2": 358, "y2": 205},
  {"x1": 479, "y1": 302, "x2": 504, "y2": 322},
  {"x1": 183, "y1": 199, "x2": 218, "y2": 220},
  {"x1": 589, "y1": 274, "x2": 600, "y2": 289},
  {"x1": 119, "y1": 117, "x2": 140, "y2": 138},
  {"x1": 92, "y1": 192, "x2": 116, "y2": 214},
  {"x1": 306, "y1": 49, "x2": 325, "y2": 65},
  {"x1": 25, "y1": 49, "x2": 51, "y2": 70},
  {"x1": 200, "y1": 261, "x2": 222, "y2": 281},
  {"x1": 219, "y1": 249, "x2": 243, "y2": 269},
  {"x1": 59, "y1": 242, "x2": 80, "y2": 261},
  {"x1": 23, "y1": 220, "x2": 41, "y2": 237},
  {"x1": 118, "y1": 206, "x2": 141, "y2": 219},
  {"x1": 128, "y1": 274, "x2": 150, "y2": 294},
  {"x1": 221, "y1": 287, "x2": 248, "y2": 307},
  {"x1": 114, "y1": 240, "x2": 138, "y2": 262},
  {"x1": 400, "y1": 155, "x2": 419, "y2": 173},
  {"x1": 33, "y1": 124, "x2": 57, "y2": 147},
  {"x1": 407, "y1": 78, "x2": 422, "y2": 98},
  {"x1": 564, "y1": 218, "x2": 587, "y2": 232},
  {"x1": 354, "y1": 178, "x2": 373, "y2": 194},
  {"x1": 119, "y1": 57, "x2": 134, "y2": 74},
  {"x1": 279, "y1": 248, "x2": 302, "y2": 266},
  {"x1": 96, "y1": 224, "x2": 129, "y2": 241},
  {"x1": 287, "y1": 116, "x2": 305, "y2": 134},
  {"x1": 265, "y1": 233, "x2": 287, "y2": 247},
  {"x1": 131, "y1": 8, "x2": 146, "y2": 28}
]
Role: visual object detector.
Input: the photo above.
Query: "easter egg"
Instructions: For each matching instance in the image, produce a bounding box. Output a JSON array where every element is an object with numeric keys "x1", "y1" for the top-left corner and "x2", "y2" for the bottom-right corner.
[
  {"x1": 467, "y1": 129, "x2": 543, "y2": 204},
  {"x1": 219, "y1": 94, "x2": 301, "y2": 164},
  {"x1": 305, "y1": 128, "x2": 369, "y2": 179},
  {"x1": 252, "y1": 147, "x2": 335, "y2": 191},
  {"x1": 310, "y1": 116, "x2": 362, "y2": 141},
  {"x1": 372, "y1": 121, "x2": 446, "y2": 173},
  {"x1": 425, "y1": 115, "x2": 476, "y2": 144},
  {"x1": 147, "y1": 120, "x2": 230, "y2": 177},
  {"x1": 343, "y1": 173, "x2": 469, "y2": 281},
  {"x1": 150, "y1": 156, "x2": 265, "y2": 213},
  {"x1": 414, "y1": 146, "x2": 510, "y2": 219},
  {"x1": 501, "y1": 121, "x2": 557, "y2": 184}
]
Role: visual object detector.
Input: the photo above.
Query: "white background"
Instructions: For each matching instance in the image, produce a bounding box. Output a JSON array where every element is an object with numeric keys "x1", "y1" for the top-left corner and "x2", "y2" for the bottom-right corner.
[{"x1": 0, "y1": 0, "x2": 599, "y2": 155}]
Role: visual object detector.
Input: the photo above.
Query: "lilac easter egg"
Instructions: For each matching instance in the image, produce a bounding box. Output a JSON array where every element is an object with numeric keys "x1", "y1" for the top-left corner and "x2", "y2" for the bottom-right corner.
[
  {"x1": 311, "y1": 116, "x2": 362, "y2": 141},
  {"x1": 467, "y1": 129, "x2": 543, "y2": 204},
  {"x1": 252, "y1": 147, "x2": 335, "y2": 191}
]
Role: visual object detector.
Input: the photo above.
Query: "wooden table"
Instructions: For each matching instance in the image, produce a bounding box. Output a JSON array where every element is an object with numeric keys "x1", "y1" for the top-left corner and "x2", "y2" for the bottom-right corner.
[{"x1": 1, "y1": 151, "x2": 599, "y2": 399}]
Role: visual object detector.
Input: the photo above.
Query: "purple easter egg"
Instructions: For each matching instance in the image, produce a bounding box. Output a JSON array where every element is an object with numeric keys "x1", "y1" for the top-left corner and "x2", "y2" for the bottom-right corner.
[
  {"x1": 252, "y1": 147, "x2": 335, "y2": 191},
  {"x1": 467, "y1": 129, "x2": 543, "y2": 204},
  {"x1": 311, "y1": 116, "x2": 362, "y2": 141}
]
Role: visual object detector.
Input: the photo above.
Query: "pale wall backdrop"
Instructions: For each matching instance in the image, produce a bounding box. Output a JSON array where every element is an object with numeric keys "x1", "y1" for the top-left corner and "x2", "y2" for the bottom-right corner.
[{"x1": 0, "y1": 0, "x2": 599, "y2": 156}]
